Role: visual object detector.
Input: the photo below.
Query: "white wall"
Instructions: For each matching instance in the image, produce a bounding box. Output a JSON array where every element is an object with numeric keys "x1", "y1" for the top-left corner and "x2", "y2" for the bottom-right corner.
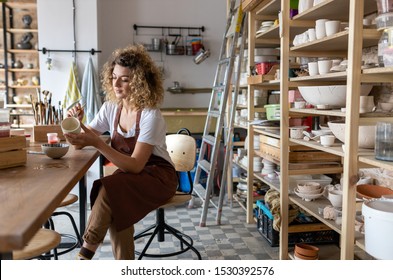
[
  {"x1": 38, "y1": 0, "x2": 226, "y2": 109},
  {"x1": 97, "y1": 0, "x2": 226, "y2": 108}
]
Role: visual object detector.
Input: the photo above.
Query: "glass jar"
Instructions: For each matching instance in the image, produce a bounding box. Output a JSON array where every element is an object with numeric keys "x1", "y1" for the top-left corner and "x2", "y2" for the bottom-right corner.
[
  {"x1": 375, "y1": 122, "x2": 393, "y2": 161},
  {"x1": 378, "y1": 30, "x2": 389, "y2": 66}
]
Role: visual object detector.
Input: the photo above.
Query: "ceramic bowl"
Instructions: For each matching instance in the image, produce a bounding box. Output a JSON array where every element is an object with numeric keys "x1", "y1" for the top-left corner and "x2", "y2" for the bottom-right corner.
[
  {"x1": 327, "y1": 120, "x2": 376, "y2": 149},
  {"x1": 356, "y1": 184, "x2": 393, "y2": 200},
  {"x1": 298, "y1": 85, "x2": 373, "y2": 108},
  {"x1": 380, "y1": 102, "x2": 393, "y2": 112},
  {"x1": 41, "y1": 143, "x2": 69, "y2": 159},
  {"x1": 13, "y1": 95, "x2": 24, "y2": 104},
  {"x1": 297, "y1": 182, "x2": 321, "y2": 192},
  {"x1": 294, "y1": 188, "x2": 324, "y2": 201},
  {"x1": 296, "y1": 187, "x2": 323, "y2": 195},
  {"x1": 295, "y1": 243, "x2": 320, "y2": 258}
]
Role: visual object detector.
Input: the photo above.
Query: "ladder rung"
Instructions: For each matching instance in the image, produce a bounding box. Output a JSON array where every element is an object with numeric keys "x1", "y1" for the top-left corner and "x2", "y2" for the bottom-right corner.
[
  {"x1": 213, "y1": 85, "x2": 225, "y2": 92},
  {"x1": 198, "y1": 159, "x2": 211, "y2": 173},
  {"x1": 208, "y1": 110, "x2": 220, "y2": 117},
  {"x1": 193, "y1": 183, "x2": 218, "y2": 209},
  {"x1": 219, "y1": 57, "x2": 231, "y2": 65},
  {"x1": 193, "y1": 183, "x2": 206, "y2": 200},
  {"x1": 203, "y1": 135, "x2": 216, "y2": 146}
]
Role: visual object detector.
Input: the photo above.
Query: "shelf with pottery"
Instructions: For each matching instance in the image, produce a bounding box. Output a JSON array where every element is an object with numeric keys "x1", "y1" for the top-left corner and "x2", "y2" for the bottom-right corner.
[
  {"x1": 284, "y1": 0, "x2": 387, "y2": 260},
  {"x1": 293, "y1": 0, "x2": 377, "y2": 21},
  {"x1": 290, "y1": 29, "x2": 380, "y2": 54},
  {"x1": 253, "y1": 172, "x2": 280, "y2": 191},
  {"x1": 244, "y1": 0, "x2": 290, "y2": 224},
  {"x1": 2, "y1": 0, "x2": 40, "y2": 112}
]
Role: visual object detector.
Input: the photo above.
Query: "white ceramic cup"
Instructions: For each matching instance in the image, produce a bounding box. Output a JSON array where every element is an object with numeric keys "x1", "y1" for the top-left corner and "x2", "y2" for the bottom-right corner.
[
  {"x1": 320, "y1": 135, "x2": 336, "y2": 147},
  {"x1": 318, "y1": 60, "x2": 333, "y2": 74},
  {"x1": 308, "y1": 61, "x2": 319, "y2": 76},
  {"x1": 315, "y1": 19, "x2": 328, "y2": 39},
  {"x1": 61, "y1": 117, "x2": 81, "y2": 134},
  {"x1": 359, "y1": 96, "x2": 375, "y2": 113},
  {"x1": 325, "y1": 20, "x2": 341, "y2": 36},
  {"x1": 294, "y1": 101, "x2": 306, "y2": 109},
  {"x1": 298, "y1": 0, "x2": 313, "y2": 13},
  {"x1": 290, "y1": 127, "x2": 306, "y2": 139},
  {"x1": 308, "y1": 28, "x2": 317, "y2": 41}
]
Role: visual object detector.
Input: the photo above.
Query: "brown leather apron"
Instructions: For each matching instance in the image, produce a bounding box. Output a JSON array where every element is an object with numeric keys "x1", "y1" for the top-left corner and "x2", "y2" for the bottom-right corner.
[{"x1": 90, "y1": 105, "x2": 178, "y2": 232}]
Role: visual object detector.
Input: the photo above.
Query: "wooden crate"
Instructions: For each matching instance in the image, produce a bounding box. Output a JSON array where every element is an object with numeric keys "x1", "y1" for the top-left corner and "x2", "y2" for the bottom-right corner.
[
  {"x1": 0, "y1": 136, "x2": 27, "y2": 169},
  {"x1": 247, "y1": 65, "x2": 278, "y2": 85},
  {"x1": 33, "y1": 125, "x2": 65, "y2": 142},
  {"x1": 259, "y1": 135, "x2": 341, "y2": 163}
]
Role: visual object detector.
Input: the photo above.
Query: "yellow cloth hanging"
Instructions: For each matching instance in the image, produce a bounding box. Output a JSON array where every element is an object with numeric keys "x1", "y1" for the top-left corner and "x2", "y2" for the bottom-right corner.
[{"x1": 63, "y1": 62, "x2": 86, "y2": 123}]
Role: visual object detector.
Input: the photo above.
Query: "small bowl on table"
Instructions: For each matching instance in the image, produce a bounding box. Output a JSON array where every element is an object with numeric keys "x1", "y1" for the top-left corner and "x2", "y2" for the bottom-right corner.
[{"x1": 41, "y1": 143, "x2": 69, "y2": 159}]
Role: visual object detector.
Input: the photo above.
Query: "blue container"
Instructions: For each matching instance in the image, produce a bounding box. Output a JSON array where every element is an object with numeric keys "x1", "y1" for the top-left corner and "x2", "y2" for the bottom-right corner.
[{"x1": 178, "y1": 137, "x2": 207, "y2": 192}]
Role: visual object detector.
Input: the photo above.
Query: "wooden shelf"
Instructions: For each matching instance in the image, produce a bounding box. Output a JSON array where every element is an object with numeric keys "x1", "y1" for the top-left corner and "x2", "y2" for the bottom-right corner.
[
  {"x1": 8, "y1": 85, "x2": 40, "y2": 89},
  {"x1": 246, "y1": 0, "x2": 385, "y2": 261},
  {"x1": 8, "y1": 68, "x2": 40, "y2": 73},
  {"x1": 7, "y1": 49, "x2": 39, "y2": 54},
  {"x1": 5, "y1": 104, "x2": 32, "y2": 109},
  {"x1": 254, "y1": 0, "x2": 280, "y2": 16},
  {"x1": 254, "y1": 172, "x2": 280, "y2": 191},
  {"x1": 5, "y1": 2, "x2": 37, "y2": 9},
  {"x1": 7, "y1": 28, "x2": 38, "y2": 33},
  {"x1": 293, "y1": 0, "x2": 377, "y2": 21},
  {"x1": 290, "y1": 29, "x2": 380, "y2": 54},
  {"x1": 359, "y1": 155, "x2": 393, "y2": 172}
]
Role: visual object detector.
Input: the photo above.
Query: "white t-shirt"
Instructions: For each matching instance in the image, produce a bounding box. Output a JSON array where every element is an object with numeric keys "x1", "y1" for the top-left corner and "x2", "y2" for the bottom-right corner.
[{"x1": 89, "y1": 101, "x2": 173, "y2": 166}]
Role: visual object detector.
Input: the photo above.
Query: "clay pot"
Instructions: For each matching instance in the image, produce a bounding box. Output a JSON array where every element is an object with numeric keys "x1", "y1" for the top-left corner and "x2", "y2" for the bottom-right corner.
[
  {"x1": 294, "y1": 251, "x2": 318, "y2": 260},
  {"x1": 295, "y1": 243, "x2": 319, "y2": 258},
  {"x1": 357, "y1": 184, "x2": 393, "y2": 200}
]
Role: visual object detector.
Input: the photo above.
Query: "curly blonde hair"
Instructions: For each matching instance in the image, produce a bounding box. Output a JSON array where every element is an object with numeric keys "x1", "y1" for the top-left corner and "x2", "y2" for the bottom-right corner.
[{"x1": 101, "y1": 44, "x2": 164, "y2": 109}]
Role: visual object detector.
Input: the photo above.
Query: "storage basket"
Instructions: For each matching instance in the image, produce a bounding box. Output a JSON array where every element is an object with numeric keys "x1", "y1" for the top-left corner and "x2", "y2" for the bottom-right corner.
[
  {"x1": 255, "y1": 62, "x2": 278, "y2": 75},
  {"x1": 256, "y1": 200, "x2": 340, "y2": 247}
]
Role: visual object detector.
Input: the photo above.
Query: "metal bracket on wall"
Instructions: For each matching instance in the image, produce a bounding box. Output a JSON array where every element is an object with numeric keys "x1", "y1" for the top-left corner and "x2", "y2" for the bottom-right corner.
[{"x1": 133, "y1": 24, "x2": 205, "y2": 37}]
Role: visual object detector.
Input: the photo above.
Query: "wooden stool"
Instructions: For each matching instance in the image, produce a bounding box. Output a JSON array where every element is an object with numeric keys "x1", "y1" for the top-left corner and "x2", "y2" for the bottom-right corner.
[
  {"x1": 134, "y1": 191, "x2": 201, "y2": 259},
  {"x1": 13, "y1": 228, "x2": 61, "y2": 260},
  {"x1": 134, "y1": 130, "x2": 202, "y2": 260},
  {"x1": 48, "y1": 194, "x2": 83, "y2": 255}
]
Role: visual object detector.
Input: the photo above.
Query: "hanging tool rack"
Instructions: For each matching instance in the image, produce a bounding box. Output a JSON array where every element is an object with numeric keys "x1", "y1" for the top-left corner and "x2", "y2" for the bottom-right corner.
[{"x1": 133, "y1": 24, "x2": 205, "y2": 56}]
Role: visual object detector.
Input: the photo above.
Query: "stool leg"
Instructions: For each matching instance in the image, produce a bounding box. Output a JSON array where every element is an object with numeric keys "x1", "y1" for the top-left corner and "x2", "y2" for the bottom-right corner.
[
  {"x1": 53, "y1": 211, "x2": 83, "y2": 245},
  {"x1": 163, "y1": 224, "x2": 202, "y2": 260},
  {"x1": 138, "y1": 226, "x2": 161, "y2": 260}
]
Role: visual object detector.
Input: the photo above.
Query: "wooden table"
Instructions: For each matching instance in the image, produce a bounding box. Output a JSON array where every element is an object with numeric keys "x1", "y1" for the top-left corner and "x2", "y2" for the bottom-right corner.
[{"x1": 0, "y1": 141, "x2": 105, "y2": 259}]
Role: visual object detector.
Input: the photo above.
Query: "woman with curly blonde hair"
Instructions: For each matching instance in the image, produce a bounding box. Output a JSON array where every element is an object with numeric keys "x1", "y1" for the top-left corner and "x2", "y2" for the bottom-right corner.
[{"x1": 65, "y1": 44, "x2": 177, "y2": 260}]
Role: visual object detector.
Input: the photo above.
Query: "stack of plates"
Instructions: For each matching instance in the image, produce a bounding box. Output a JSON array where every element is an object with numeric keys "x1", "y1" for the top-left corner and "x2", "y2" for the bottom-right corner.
[{"x1": 257, "y1": 21, "x2": 275, "y2": 34}]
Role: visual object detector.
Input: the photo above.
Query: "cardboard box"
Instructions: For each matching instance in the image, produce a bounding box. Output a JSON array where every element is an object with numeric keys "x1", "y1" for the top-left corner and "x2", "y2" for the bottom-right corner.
[
  {"x1": 0, "y1": 136, "x2": 27, "y2": 169},
  {"x1": 33, "y1": 125, "x2": 65, "y2": 142}
]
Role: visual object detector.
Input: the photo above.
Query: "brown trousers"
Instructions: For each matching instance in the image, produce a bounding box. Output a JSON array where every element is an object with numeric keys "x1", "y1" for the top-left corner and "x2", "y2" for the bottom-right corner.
[{"x1": 83, "y1": 187, "x2": 135, "y2": 260}]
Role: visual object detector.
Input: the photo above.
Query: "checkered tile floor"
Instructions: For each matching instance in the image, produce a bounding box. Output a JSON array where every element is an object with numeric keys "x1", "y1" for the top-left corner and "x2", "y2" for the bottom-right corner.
[{"x1": 52, "y1": 198, "x2": 279, "y2": 260}]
